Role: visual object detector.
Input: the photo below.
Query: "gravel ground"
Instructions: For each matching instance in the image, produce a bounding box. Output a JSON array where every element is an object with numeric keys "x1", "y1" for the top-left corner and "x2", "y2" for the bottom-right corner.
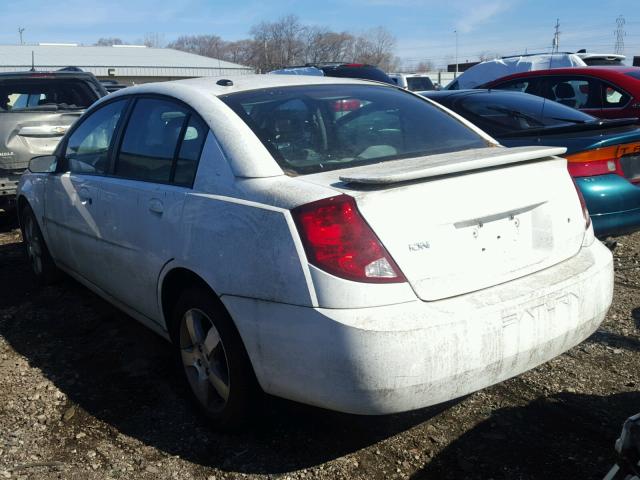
[{"x1": 0, "y1": 210, "x2": 638, "y2": 480}]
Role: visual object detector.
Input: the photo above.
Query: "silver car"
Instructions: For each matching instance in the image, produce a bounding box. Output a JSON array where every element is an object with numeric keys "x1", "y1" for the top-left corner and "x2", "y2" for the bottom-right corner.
[{"x1": 0, "y1": 70, "x2": 106, "y2": 210}]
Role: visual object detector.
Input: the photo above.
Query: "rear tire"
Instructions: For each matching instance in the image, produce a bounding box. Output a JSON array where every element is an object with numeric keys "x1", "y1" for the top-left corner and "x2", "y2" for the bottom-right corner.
[
  {"x1": 20, "y1": 204, "x2": 59, "y2": 285},
  {"x1": 171, "y1": 287, "x2": 259, "y2": 430}
]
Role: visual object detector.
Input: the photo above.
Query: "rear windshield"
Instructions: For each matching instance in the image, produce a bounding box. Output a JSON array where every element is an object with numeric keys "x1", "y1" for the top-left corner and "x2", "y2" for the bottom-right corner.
[
  {"x1": 455, "y1": 92, "x2": 596, "y2": 135},
  {"x1": 407, "y1": 77, "x2": 434, "y2": 91},
  {"x1": 0, "y1": 79, "x2": 98, "y2": 112},
  {"x1": 220, "y1": 85, "x2": 489, "y2": 175},
  {"x1": 626, "y1": 71, "x2": 640, "y2": 80}
]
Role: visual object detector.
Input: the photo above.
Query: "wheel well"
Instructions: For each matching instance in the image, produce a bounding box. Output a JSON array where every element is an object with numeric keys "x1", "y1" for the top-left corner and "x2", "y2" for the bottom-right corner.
[
  {"x1": 160, "y1": 267, "x2": 261, "y2": 391},
  {"x1": 161, "y1": 268, "x2": 223, "y2": 342}
]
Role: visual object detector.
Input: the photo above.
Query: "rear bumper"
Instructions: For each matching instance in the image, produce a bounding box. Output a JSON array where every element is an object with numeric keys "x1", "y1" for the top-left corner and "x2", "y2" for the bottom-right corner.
[
  {"x1": 222, "y1": 240, "x2": 613, "y2": 415},
  {"x1": 0, "y1": 173, "x2": 21, "y2": 201},
  {"x1": 575, "y1": 174, "x2": 640, "y2": 237}
]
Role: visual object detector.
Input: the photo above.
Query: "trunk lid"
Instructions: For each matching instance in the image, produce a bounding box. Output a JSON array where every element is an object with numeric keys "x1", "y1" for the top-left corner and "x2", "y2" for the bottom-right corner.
[
  {"x1": 0, "y1": 112, "x2": 81, "y2": 173},
  {"x1": 299, "y1": 146, "x2": 587, "y2": 301}
]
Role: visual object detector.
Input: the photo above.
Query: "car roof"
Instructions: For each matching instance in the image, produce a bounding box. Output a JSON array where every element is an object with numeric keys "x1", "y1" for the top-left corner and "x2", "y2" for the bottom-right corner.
[
  {"x1": 486, "y1": 66, "x2": 640, "y2": 82},
  {"x1": 0, "y1": 70, "x2": 98, "y2": 80},
  {"x1": 103, "y1": 73, "x2": 389, "y2": 100}
]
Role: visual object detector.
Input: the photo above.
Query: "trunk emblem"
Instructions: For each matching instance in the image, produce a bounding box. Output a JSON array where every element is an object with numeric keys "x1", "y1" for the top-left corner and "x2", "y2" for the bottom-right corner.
[{"x1": 408, "y1": 241, "x2": 430, "y2": 252}]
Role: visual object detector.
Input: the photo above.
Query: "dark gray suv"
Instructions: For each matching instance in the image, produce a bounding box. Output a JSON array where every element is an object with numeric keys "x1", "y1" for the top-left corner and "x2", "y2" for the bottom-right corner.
[{"x1": 0, "y1": 70, "x2": 107, "y2": 210}]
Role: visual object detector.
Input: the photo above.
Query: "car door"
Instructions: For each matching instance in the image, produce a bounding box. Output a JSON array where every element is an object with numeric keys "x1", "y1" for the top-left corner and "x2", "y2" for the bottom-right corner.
[
  {"x1": 93, "y1": 96, "x2": 208, "y2": 321},
  {"x1": 43, "y1": 98, "x2": 129, "y2": 284}
]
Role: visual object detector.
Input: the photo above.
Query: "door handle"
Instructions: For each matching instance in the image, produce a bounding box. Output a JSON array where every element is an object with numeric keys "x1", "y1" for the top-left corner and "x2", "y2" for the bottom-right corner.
[{"x1": 148, "y1": 198, "x2": 164, "y2": 214}]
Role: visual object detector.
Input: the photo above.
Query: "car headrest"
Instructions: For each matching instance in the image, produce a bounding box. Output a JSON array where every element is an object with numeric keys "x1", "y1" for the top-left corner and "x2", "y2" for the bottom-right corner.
[{"x1": 555, "y1": 82, "x2": 575, "y2": 99}]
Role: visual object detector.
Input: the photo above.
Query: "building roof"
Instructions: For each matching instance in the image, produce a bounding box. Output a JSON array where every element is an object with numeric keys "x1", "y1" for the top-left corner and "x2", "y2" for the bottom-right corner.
[{"x1": 0, "y1": 44, "x2": 253, "y2": 77}]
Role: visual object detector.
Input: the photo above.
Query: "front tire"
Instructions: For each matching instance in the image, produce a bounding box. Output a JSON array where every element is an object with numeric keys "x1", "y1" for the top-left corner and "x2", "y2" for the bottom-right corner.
[
  {"x1": 20, "y1": 204, "x2": 59, "y2": 285},
  {"x1": 172, "y1": 287, "x2": 259, "y2": 430}
]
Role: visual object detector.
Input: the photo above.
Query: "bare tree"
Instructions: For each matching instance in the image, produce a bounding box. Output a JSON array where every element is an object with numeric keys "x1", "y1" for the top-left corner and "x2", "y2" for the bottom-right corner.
[
  {"x1": 352, "y1": 27, "x2": 396, "y2": 71},
  {"x1": 143, "y1": 32, "x2": 165, "y2": 48},
  {"x1": 415, "y1": 60, "x2": 435, "y2": 72},
  {"x1": 168, "y1": 35, "x2": 227, "y2": 58},
  {"x1": 223, "y1": 39, "x2": 256, "y2": 66},
  {"x1": 302, "y1": 27, "x2": 355, "y2": 64},
  {"x1": 95, "y1": 37, "x2": 125, "y2": 46},
  {"x1": 163, "y1": 15, "x2": 397, "y2": 72},
  {"x1": 250, "y1": 15, "x2": 306, "y2": 71}
]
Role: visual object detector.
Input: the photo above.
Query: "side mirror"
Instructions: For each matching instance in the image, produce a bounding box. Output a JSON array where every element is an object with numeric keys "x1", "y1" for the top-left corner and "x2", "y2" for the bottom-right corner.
[{"x1": 28, "y1": 155, "x2": 57, "y2": 173}]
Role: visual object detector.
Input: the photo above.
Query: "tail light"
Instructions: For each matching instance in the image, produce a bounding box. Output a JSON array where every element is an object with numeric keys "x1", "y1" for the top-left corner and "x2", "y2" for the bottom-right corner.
[
  {"x1": 292, "y1": 195, "x2": 406, "y2": 283},
  {"x1": 565, "y1": 147, "x2": 622, "y2": 177},
  {"x1": 573, "y1": 180, "x2": 591, "y2": 230},
  {"x1": 565, "y1": 142, "x2": 640, "y2": 179}
]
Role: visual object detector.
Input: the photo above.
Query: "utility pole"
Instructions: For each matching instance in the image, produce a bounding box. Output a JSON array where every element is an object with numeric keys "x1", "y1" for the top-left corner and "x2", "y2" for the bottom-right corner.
[
  {"x1": 552, "y1": 19, "x2": 560, "y2": 53},
  {"x1": 18, "y1": 27, "x2": 25, "y2": 45},
  {"x1": 614, "y1": 15, "x2": 626, "y2": 54},
  {"x1": 454, "y1": 30, "x2": 458, "y2": 79}
]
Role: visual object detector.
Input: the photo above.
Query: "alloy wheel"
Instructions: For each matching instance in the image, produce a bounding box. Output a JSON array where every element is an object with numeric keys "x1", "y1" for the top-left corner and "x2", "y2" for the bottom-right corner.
[{"x1": 179, "y1": 308, "x2": 231, "y2": 413}]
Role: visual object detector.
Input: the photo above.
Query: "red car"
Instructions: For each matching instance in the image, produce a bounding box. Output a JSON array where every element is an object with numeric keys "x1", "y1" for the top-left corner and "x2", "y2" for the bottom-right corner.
[{"x1": 482, "y1": 66, "x2": 640, "y2": 119}]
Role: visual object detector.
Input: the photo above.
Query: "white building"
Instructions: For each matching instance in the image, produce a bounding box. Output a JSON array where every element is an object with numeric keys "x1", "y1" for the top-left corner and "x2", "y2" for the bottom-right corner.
[{"x1": 0, "y1": 44, "x2": 254, "y2": 85}]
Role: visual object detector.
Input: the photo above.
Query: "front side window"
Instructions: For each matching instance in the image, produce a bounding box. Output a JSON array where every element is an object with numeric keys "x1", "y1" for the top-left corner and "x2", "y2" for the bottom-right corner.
[
  {"x1": 65, "y1": 99, "x2": 127, "y2": 174},
  {"x1": 221, "y1": 85, "x2": 489, "y2": 175},
  {"x1": 116, "y1": 98, "x2": 188, "y2": 183}
]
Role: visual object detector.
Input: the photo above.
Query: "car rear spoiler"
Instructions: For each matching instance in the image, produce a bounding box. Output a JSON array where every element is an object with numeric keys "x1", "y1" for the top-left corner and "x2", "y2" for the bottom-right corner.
[{"x1": 339, "y1": 146, "x2": 567, "y2": 185}]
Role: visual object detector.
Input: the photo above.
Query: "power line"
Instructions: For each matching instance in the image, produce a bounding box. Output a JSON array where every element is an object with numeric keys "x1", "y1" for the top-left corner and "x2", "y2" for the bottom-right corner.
[{"x1": 614, "y1": 15, "x2": 626, "y2": 54}]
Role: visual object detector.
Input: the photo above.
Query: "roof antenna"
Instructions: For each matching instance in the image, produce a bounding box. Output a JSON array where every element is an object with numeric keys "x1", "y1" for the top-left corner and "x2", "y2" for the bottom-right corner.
[{"x1": 30, "y1": 50, "x2": 35, "y2": 72}]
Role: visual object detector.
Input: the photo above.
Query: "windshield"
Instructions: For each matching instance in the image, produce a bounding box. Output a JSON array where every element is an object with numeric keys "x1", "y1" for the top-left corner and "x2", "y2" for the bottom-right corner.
[
  {"x1": 455, "y1": 92, "x2": 596, "y2": 135},
  {"x1": 0, "y1": 78, "x2": 98, "y2": 112},
  {"x1": 221, "y1": 85, "x2": 489, "y2": 175},
  {"x1": 407, "y1": 77, "x2": 434, "y2": 91}
]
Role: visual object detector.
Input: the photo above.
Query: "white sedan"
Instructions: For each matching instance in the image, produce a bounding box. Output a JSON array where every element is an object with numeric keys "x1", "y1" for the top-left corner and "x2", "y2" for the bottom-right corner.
[{"x1": 17, "y1": 75, "x2": 613, "y2": 429}]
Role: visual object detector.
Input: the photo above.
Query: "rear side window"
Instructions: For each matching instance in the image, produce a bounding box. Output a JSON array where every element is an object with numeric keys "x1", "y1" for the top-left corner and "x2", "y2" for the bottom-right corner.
[
  {"x1": 221, "y1": 85, "x2": 489, "y2": 175},
  {"x1": 65, "y1": 99, "x2": 127, "y2": 174},
  {"x1": 455, "y1": 92, "x2": 595, "y2": 135},
  {"x1": 174, "y1": 115, "x2": 207, "y2": 186},
  {"x1": 602, "y1": 82, "x2": 630, "y2": 108},
  {"x1": 626, "y1": 71, "x2": 640, "y2": 81},
  {"x1": 115, "y1": 98, "x2": 206, "y2": 185}
]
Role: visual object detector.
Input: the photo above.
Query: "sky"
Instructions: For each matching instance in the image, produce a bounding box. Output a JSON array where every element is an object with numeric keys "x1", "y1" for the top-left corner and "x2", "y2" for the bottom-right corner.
[{"x1": 1, "y1": 0, "x2": 639, "y2": 68}]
